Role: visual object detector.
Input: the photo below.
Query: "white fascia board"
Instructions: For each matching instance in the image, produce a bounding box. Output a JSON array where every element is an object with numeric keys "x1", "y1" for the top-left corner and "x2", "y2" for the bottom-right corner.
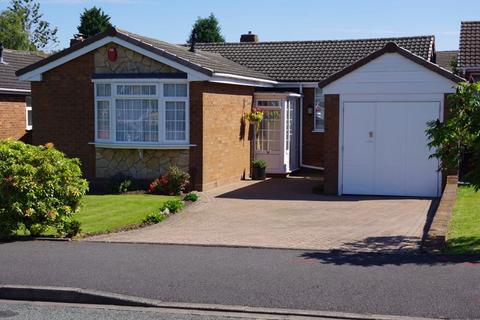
[
  {"x1": 254, "y1": 92, "x2": 301, "y2": 98},
  {"x1": 0, "y1": 88, "x2": 31, "y2": 93},
  {"x1": 91, "y1": 78, "x2": 189, "y2": 83},
  {"x1": 212, "y1": 72, "x2": 277, "y2": 85},
  {"x1": 275, "y1": 82, "x2": 319, "y2": 88},
  {"x1": 209, "y1": 75, "x2": 274, "y2": 88},
  {"x1": 19, "y1": 36, "x2": 211, "y2": 82}
]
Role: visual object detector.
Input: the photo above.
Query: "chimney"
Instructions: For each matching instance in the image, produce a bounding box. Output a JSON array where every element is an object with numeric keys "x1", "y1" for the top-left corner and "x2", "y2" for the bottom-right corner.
[
  {"x1": 70, "y1": 33, "x2": 85, "y2": 47},
  {"x1": 189, "y1": 28, "x2": 197, "y2": 52},
  {"x1": 240, "y1": 31, "x2": 259, "y2": 43},
  {"x1": 0, "y1": 43, "x2": 4, "y2": 64}
]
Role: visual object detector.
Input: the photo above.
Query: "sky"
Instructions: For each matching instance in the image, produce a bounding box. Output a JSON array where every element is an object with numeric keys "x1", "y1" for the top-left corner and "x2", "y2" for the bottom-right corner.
[{"x1": 1, "y1": 0, "x2": 479, "y2": 51}]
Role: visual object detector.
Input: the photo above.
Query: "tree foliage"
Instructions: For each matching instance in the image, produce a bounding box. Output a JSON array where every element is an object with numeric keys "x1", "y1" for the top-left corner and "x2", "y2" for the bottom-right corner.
[
  {"x1": 0, "y1": 10, "x2": 32, "y2": 50},
  {"x1": 77, "y1": 6, "x2": 112, "y2": 38},
  {"x1": 188, "y1": 13, "x2": 225, "y2": 43},
  {"x1": 0, "y1": 0, "x2": 58, "y2": 51},
  {"x1": 426, "y1": 82, "x2": 480, "y2": 189}
]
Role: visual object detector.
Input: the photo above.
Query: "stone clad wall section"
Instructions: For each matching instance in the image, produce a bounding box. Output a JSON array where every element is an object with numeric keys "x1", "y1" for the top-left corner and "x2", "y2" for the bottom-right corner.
[
  {"x1": 95, "y1": 148, "x2": 189, "y2": 180},
  {"x1": 94, "y1": 43, "x2": 180, "y2": 74}
]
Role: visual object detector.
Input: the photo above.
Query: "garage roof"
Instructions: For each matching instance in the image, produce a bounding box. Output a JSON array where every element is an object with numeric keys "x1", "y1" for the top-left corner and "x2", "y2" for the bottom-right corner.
[{"x1": 319, "y1": 42, "x2": 464, "y2": 87}]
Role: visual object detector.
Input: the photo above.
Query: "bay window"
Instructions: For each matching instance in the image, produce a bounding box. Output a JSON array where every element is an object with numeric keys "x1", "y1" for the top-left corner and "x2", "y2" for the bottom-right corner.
[{"x1": 94, "y1": 82, "x2": 189, "y2": 145}]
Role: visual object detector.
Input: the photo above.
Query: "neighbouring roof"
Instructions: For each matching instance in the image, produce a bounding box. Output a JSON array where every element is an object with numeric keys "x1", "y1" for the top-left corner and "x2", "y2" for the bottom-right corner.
[
  {"x1": 459, "y1": 21, "x2": 480, "y2": 69},
  {"x1": 195, "y1": 36, "x2": 435, "y2": 82},
  {"x1": 0, "y1": 49, "x2": 44, "y2": 94},
  {"x1": 318, "y1": 43, "x2": 464, "y2": 88},
  {"x1": 17, "y1": 27, "x2": 274, "y2": 82},
  {"x1": 436, "y1": 50, "x2": 458, "y2": 71}
]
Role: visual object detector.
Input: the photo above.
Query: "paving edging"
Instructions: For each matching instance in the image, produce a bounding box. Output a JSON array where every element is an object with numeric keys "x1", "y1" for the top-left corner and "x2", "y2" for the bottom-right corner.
[
  {"x1": 422, "y1": 175, "x2": 458, "y2": 253},
  {"x1": 0, "y1": 284, "x2": 438, "y2": 320}
]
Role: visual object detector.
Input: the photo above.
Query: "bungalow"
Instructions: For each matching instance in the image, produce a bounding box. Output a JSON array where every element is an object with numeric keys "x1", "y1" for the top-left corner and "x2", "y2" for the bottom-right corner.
[
  {"x1": 16, "y1": 27, "x2": 463, "y2": 196},
  {"x1": 0, "y1": 44, "x2": 44, "y2": 141}
]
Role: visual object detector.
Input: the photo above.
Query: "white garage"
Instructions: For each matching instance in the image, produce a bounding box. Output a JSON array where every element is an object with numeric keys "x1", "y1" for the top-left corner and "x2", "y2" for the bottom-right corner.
[{"x1": 321, "y1": 43, "x2": 463, "y2": 197}]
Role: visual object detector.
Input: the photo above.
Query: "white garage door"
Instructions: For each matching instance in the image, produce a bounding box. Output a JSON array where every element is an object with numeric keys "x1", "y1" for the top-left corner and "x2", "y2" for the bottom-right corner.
[{"x1": 342, "y1": 101, "x2": 440, "y2": 197}]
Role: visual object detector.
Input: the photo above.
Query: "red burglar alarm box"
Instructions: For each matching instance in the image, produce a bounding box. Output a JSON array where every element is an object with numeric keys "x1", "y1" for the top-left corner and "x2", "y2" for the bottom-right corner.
[{"x1": 107, "y1": 47, "x2": 117, "y2": 62}]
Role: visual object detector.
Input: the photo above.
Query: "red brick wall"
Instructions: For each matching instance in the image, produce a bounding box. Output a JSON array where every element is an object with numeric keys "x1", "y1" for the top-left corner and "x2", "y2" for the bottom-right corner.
[
  {"x1": 323, "y1": 94, "x2": 340, "y2": 194},
  {"x1": 0, "y1": 94, "x2": 28, "y2": 141},
  {"x1": 31, "y1": 53, "x2": 96, "y2": 179},
  {"x1": 189, "y1": 81, "x2": 253, "y2": 191},
  {"x1": 302, "y1": 88, "x2": 324, "y2": 167}
]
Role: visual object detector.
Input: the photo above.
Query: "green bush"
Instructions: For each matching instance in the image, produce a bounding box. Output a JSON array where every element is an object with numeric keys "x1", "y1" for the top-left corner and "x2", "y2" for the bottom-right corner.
[
  {"x1": 0, "y1": 141, "x2": 88, "y2": 237},
  {"x1": 143, "y1": 212, "x2": 165, "y2": 224},
  {"x1": 107, "y1": 173, "x2": 133, "y2": 194},
  {"x1": 184, "y1": 192, "x2": 199, "y2": 202},
  {"x1": 160, "y1": 199, "x2": 185, "y2": 214},
  {"x1": 252, "y1": 159, "x2": 267, "y2": 169},
  {"x1": 149, "y1": 166, "x2": 190, "y2": 195}
]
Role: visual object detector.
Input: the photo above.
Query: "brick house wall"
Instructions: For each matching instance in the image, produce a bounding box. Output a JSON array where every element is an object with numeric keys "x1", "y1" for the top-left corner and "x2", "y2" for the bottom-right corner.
[
  {"x1": 31, "y1": 53, "x2": 96, "y2": 179},
  {"x1": 189, "y1": 81, "x2": 253, "y2": 191},
  {"x1": 0, "y1": 94, "x2": 29, "y2": 141},
  {"x1": 322, "y1": 94, "x2": 340, "y2": 194},
  {"x1": 302, "y1": 88, "x2": 324, "y2": 167}
]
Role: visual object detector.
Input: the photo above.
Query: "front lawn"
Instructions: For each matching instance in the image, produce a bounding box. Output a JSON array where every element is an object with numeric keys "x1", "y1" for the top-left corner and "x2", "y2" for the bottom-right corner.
[
  {"x1": 444, "y1": 186, "x2": 480, "y2": 254},
  {"x1": 74, "y1": 194, "x2": 180, "y2": 236}
]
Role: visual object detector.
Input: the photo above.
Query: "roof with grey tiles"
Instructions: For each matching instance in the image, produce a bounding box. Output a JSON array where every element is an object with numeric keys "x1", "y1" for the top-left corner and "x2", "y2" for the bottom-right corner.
[
  {"x1": 459, "y1": 21, "x2": 480, "y2": 69},
  {"x1": 0, "y1": 49, "x2": 44, "y2": 94},
  {"x1": 17, "y1": 27, "x2": 273, "y2": 81},
  {"x1": 195, "y1": 36, "x2": 435, "y2": 82},
  {"x1": 436, "y1": 50, "x2": 458, "y2": 72},
  {"x1": 116, "y1": 29, "x2": 274, "y2": 80}
]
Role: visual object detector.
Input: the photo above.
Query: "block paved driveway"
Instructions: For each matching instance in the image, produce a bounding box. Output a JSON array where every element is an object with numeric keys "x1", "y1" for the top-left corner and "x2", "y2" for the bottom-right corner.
[{"x1": 88, "y1": 178, "x2": 434, "y2": 252}]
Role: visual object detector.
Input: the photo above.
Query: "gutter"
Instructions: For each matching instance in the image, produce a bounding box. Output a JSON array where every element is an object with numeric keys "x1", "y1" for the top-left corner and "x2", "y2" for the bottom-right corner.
[
  {"x1": 212, "y1": 73, "x2": 278, "y2": 85},
  {"x1": 0, "y1": 88, "x2": 30, "y2": 93}
]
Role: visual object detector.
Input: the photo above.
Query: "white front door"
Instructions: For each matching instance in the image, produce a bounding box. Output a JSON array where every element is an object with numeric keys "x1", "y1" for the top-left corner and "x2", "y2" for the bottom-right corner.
[
  {"x1": 342, "y1": 101, "x2": 440, "y2": 197},
  {"x1": 255, "y1": 109, "x2": 282, "y2": 172}
]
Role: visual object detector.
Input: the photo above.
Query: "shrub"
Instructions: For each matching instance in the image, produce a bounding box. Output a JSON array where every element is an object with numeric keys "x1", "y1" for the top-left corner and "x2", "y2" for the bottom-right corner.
[
  {"x1": 149, "y1": 166, "x2": 190, "y2": 195},
  {"x1": 0, "y1": 141, "x2": 88, "y2": 237},
  {"x1": 160, "y1": 199, "x2": 185, "y2": 214},
  {"x1": 107, "y1": 173, "x2": 133, "y2": 194},
  {"x1": 143, "y1": 212, "x2": 165, "y2": 224},
  {"x1": 252, "y1": 159, "x2": 267, "y2": 169},
  {"x1": 63, "y1": 219, "x2": 82, "y2": 238},
  {"x1": 312, "y1": 184, "x2": 324, "y2": 194},
  {"x1": 184, "y1": 192, "x2": 199, "y2": 202},
  {"x1": 118, "y1": 179, "x2": 132, "y2": 194}
]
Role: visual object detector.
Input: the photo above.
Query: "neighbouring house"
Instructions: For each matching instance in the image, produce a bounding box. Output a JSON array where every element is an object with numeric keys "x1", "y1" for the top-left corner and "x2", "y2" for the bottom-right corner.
[
  {"x1": 436, "y1": 50, "x2": 458, "y2": 72},
  {"x1": 0, "y1": 44, "x2": 44, "y2": 141},
  {"x1": 459, "y1": 21, "x2": 480, "y2": 80},
  {"x1": 16, "y1": 27, "x2": 463, "y2": 196}
]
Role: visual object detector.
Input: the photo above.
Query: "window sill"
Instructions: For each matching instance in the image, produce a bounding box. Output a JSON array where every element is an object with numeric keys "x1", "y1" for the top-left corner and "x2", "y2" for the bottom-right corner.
[
  {"x1": 312, "y1": 130, "x2": 325, "y2": 133},
  {"x1": 90, "y1": 142, "x2": 195, "y2": 150}
]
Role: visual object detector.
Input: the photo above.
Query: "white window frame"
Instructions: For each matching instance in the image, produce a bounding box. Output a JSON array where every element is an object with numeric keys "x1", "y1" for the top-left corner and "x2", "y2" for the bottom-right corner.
[
  {"x1": 93, "y1": 79, "x2": 189, "y2": 146},
  {"x1": 313, "y1": 88, "x2": 325, "y2": 132},
  {"x1": 25, "y1": 95, "x2": 32, "y2": 130}
]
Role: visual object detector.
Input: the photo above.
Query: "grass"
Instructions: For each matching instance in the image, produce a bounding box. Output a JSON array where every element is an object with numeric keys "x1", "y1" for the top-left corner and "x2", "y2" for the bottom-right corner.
[
  {"x1": 444, "y1": 186, "x2": 480, "y2": 254},
  {"x1": 74, "y1": 194, "x2": 179, "y2": 235}
]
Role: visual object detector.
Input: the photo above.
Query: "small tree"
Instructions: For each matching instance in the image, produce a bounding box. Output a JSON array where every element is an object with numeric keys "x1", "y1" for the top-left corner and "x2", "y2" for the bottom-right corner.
[
  {"x1": 426, "y1": 82, "x2": 480, "y2": 189},
  {"x1": 3, "y1": 0, "x2": 58, "y2": 50},
  {"x1": 77, "y1": 6, "x2": 112, "y2": 38},
  {"x1": 0, "y1": 141, "x2": 88, "y2": 237},
  {"x1": 0, "y1": 10, "x2": 32, "y2": 51},
  {"x1": 187, "y1": 13, "x2": 225, "y2": 43}
]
